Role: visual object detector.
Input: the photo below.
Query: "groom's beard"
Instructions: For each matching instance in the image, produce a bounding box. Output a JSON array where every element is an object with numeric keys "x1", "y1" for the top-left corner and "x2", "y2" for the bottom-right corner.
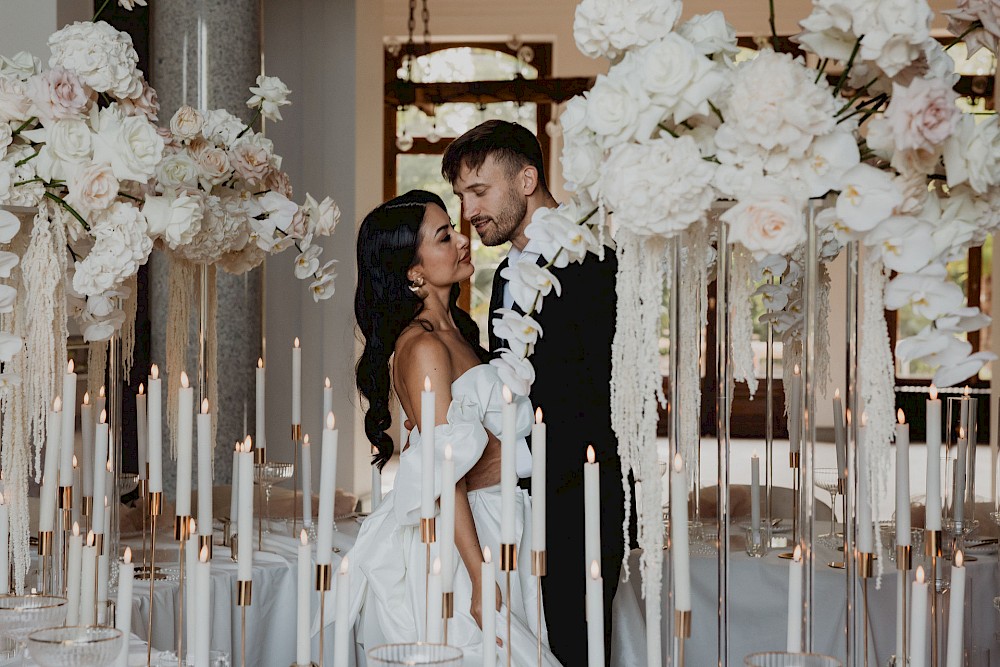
[{"x1": 470, "y1": 185, "x2": 527, "y2": 246}]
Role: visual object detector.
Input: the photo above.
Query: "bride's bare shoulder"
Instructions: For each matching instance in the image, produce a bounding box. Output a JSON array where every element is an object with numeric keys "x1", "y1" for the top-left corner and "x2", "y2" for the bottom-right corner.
[{"x1": 394, "y1": 326, "x2": 451, "y2": 385}]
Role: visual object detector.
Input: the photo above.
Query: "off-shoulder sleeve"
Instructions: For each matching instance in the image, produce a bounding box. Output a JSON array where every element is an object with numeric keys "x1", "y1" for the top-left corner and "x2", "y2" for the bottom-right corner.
[
  {"x1": 480, "y1": 382, "x2": 535, "y2": 478},
  {"x1": 393, "y1": 396, "x2": 489, "y2": 526}
]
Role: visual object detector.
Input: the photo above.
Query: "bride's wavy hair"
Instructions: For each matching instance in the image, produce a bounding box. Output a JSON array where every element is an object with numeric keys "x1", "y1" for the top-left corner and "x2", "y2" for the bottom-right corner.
[{"x1": 355, "y1": 190, "x2": 488, "y2": 470}]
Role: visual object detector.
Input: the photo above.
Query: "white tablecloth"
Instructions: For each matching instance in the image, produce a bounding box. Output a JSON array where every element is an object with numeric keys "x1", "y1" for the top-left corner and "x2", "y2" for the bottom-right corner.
[
  {"x1": 611, "y1": 540, "x2": 999, "y2": 666},
  {"x1": 128, "y1": 518, "x2": 361, "y2": 667}
]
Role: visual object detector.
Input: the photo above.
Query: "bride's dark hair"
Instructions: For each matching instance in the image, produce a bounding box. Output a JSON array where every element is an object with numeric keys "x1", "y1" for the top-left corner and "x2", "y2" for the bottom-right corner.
[{"x1": 355, "y1": 190, "x2": 488, "y2": 470}]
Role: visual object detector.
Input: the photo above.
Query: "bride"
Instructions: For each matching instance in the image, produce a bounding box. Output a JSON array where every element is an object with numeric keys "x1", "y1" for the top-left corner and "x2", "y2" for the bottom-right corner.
[{"x1": 350, "y1": 190, "x2": 562, "y2": 665}]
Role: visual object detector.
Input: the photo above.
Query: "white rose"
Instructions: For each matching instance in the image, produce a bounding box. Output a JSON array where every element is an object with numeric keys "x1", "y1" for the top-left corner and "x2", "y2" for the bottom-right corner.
[
  {"x1": 201, "y1": 109, "x2": 246, "y2": 147},
  {"x1": 246, "y1": 74, "x2": 291, "y2": 122},
  {"x1": 155, "y1": 150, "x2": 200, "y2": 192},
  {"x1": 560, "y1": 137, "x2": 603, "y2": 195},
  {"x1": 677, "y1": 11, "x2": 741, "y2": 63},
  {"x1": 142, "y1": 192, "x2": 203, "y2": 249},
  {"x1": 721, "y1": 192, "x2": 807, "y2": 260},
  {"x1": 0, "y1": 75, "x2": 32, "y2": 122},
  {"x1": 584, "y1": 69, "x2": 661, "y2": 149},
  {"x1": 229, "y1": 141, "x2": 272, "y2": 186},
  {"x1": 65, "y1": 162, "x2": 119, "y2": 214},
  {"x1": 943, "y1": 114, "x2": 1000, "y2": 194},
  {"x1": 190, "y1": 141, "x2": 231, "y2": 189},
  {"x1": 500, "y1": 261, "x2": 561, "y2": 314},
  {"x1": 559, "y1": 95, "x2": 589, "y2": 139},
  {"x1": 573, "y1": 0, "x2": 681, "y2": 60},
  {"x1": 48, "y1": 21, "x2": 143, "y2": 98},
  {"x1": 302, "y1": 193, "x2": 340, "y2": 236},
  {"x1": 22, "y1": 117, "x2": 92, "y2": 182},
  {"x1": 92, "y1": 104, "x2": 164, "y2": 182},
  {"x1": 0, "y1": 52, "x2": 41, "y2": 80},
  {"x1": 26, "y1": 67, "x2": 93, "y2": 125},
  {"x1": 857, "y1": 0, "x2": 932, "y2": 78},
  {"x1": 835, "y1": 164, "x2": 903, "y2": 233},
  {"x1": 169, "y1": 105, "x2": 205, "y2": 141},
  {"x1": 492, "y1": 308, "x2": 544, "y2": 356},
  {"x1": 73, "y1": 201, "x2": 152, "y2": 297},
  {"x1": 867, "y1": 77, "x2": 959, "y2": 175}
]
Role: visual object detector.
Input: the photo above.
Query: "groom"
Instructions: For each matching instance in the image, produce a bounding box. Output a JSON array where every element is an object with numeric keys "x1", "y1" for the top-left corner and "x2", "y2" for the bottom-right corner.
[{"x1": 443, "y1": 120, "x2": 626, "y2": 665}]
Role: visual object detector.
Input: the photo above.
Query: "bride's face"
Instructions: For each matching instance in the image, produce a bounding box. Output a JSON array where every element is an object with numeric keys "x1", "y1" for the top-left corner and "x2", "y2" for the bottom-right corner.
[{"x1": 409, "y1": 203, "x2": 474, "y2": 289}]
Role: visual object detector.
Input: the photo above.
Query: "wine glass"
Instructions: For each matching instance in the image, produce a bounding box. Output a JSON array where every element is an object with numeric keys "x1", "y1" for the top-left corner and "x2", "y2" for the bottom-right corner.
[
  {"x1": 814, "y1": 468, "x2": 840, "y2": 539},
  {"x1": 27, "y1": 626, "x2": 122, "y2": 667},
  {"x1": 0, "y1": 595, "x2": 67, "y2": 660},
  {"x1": 253, "y1": 461, "x2": 293, "y2": 533}
]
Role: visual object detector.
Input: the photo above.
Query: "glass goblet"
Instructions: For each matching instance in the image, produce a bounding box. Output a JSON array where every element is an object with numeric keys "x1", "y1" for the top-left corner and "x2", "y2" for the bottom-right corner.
[
  {"x1": 814, "y1": 468, "x2": 840, "y2": 539},
  {"x1": 253, "y1": 461, "x2": 294, "y2": 533}
]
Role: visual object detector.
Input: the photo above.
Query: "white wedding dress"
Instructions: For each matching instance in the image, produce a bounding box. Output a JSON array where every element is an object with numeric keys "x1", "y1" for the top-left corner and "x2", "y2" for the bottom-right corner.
[{"x1": 347, "y1": 364, "x2": 562, "y2": 666}]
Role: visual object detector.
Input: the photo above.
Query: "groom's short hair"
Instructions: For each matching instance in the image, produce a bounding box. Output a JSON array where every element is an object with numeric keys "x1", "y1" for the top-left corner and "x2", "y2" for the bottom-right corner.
[{"x1": 442, "y1": 120, "x2": 548, "y2": 192}]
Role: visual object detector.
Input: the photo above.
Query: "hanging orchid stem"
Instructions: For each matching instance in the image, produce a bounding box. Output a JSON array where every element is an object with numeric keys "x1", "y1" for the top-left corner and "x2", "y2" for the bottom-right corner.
[
  {"x1": 274, "y1": 226, "x2": 327, "y2": 282},
  {"x1": 944, "y1": 22, "x2": 982, "y2": 51},
  {"x1": 14, "y1": 150, "x2": 40, "y2": 168},
  {"x1": 66, "y1": 243, "x2": 80, "y2": 263},
  {"x1": 708, "y1": 100, "x2": 724, "y2": 123},
  {"x1": 833, "y1": 35, "x2": 864, "y2": 98},
  {"x1": 836, "y1": 77, "x2": 879, "y2": 116},
  {"x1": 11, "y1": 117, "x2": 36, "y2": 136},
  {"x1": 236, "y1": 108, "x2": 263, "y2": 140},
  {"x1": 657, "y1": 122, "x2": 679, "y2": 138},
  {"x1": 768, "y1": 0, "x2": 778, "y2": 45},
  {"x1": 12, "y1": 177, "x2": 43, "y2": 187},
  {"x1": 814, "y1": 59, "x2": 829, "y2": 84},
  {"x1": 118, "y1": 192, "x2": 143, "y2": 203},
  {"x1": 853, "y1": 96, "x2": 890, "y2": 126},
  {"x1": 837, "y1": 93, "x2": 888, "y2": 124},
  {"x1": 92, "y1": 0, "x2": 112, "y2": 21},
  {"x1": 43, "y1": 192, "x2": 90, "y2": 232}
]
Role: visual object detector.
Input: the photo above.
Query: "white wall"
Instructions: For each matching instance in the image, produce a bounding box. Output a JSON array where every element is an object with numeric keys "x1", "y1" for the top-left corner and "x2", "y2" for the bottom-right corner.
[{"x1": 0, "y1": 1, "x2": 90, "y2": 60}]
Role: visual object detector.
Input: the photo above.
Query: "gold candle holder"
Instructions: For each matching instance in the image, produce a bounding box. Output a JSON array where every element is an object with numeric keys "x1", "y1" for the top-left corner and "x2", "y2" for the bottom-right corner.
[
  {"x1": 857, "y1": 551, "x2": 874, "y2": 579},
  {"x1": 37, "y1": 531, "x2": 53, "y2": 595},
  {"x1": 291, "y1": 424, "x2": 302, "y2": 441},
  {"x1": 532, "y1": 549, "x2": 546, "y2": 667},
  {"x1": 675, "y1": 609, "x2": 691, "y2": 667},
  {"x1": 789, "y1": 452, "x2": 800, "y2": 468},
  {"x1": 926, "y1": 529, "x2": 940, "y2": 667},
  {"x1": 198, "y1": 534, "x2": 214, "y2": 561},
  {"x1": 896, "y1": 545, "x2": 912, "y2": 571},
  {"x1": 531, "y1": 550, "x2": 546, "y2": 577},
  {"x1": 254, "y1": 447, "x2": 266, "y2": 465},
  {"x1": 37, "y1": 531, "x2": 53, "y2": 556},
  {"x1": 837, "y1": 478, "x2": 846, "y2": 495},
  {"x1": 81, "y1": 495, "x2": 93, "y2": 517},
  {"x1": 148, "y1": 491, "x2": 163, "y2": 517},
  {"x1": 420, "y1": 517, "x2": 436, "y2": 544},
  {"x1": 58, "y1": 486, "x2": 72, "y2": 510},
  {"x1": 316, "y1": 563, "x2": 332, "y2": 667},
  {"x1": 237, "y1": 579, "x2": 252, "y2": 667},
  {"x1": 237, "y1": 579, "x2": 253, "y2": 606},
  {"x1": 146, "y1": 497, "x2": 161, "y2": 667},
  {"x1": 93, "y1": 533, "x2": 104, "y2": 556},
  {"x1": 442, "y1": 591, "x2": 454, "y2": 618},
  {"x1": 500, "y1": 543, "x2": 517, "y2": 572},
  {"x1": 174, "y1": 515, "x2": 191, "y2": 541}
]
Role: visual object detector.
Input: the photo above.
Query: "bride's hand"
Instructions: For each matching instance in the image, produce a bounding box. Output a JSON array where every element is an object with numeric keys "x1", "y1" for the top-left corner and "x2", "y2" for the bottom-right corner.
[{"x1": 470, "y1": 582, "x2": 505, "y2": 646}]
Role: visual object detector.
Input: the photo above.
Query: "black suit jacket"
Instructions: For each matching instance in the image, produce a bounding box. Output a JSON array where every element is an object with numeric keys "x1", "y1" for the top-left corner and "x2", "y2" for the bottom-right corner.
[{"x1": 488, "y1": 250, "x2": 626, "y2": 665}]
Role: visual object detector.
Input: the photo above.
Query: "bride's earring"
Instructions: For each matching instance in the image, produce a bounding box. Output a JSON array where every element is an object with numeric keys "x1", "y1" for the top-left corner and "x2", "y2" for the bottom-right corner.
[{"x1": 408, "y1": 275, "x2": 426, "y2": 298}]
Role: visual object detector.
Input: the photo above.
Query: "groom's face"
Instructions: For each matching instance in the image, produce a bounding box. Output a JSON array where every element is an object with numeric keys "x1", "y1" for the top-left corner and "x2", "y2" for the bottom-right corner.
[{"x1": 453, "y1": 155, "x2": 528, "y2": 247}]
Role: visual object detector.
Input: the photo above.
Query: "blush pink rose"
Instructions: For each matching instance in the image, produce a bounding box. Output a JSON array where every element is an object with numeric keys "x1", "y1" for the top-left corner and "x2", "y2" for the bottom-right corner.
[
  {"x1": 229, "y1": 142, "x2": 271, "y2": 186},
  {"x1": 118, "y1": 79, "x2": 159, "y2": 122},
  {"x1": 65, "y1": 162, "x2": 120, "y2": 214},
  {"x1": 881, "y1": 77, "x2": 960, "y2": 154},
  {"x1": 26, "y1": 67, "x2": 94, "y2": 125}
]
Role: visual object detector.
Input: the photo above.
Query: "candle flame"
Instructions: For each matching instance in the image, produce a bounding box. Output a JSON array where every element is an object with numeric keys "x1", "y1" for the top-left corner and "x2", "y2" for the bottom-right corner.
[
  {"x1": 861, "y1": 412, "x2": 868, "y2": 427},
  {"x1": 845, "y1": 408, "x2": 851, "y2": 426},
  {"x1": 72, "y1": 522, "x2": 80, "y2": 536},
  {"x1": 243, "y1": 436, "x2": 253, "y2": 453},
  {"x1": 325, "y1": 377, "x2": 331, "y2": 389},
  {"x1": 83, "y1": 391, "x2": 90, "y2": 405},
  {"x1": 293, "y1": 337, "x2": 300, "y2": 348},
  {"x1": 431, "y1": 556, "x2": 440, "y2": 575},
  {"x1": 930, "y1": 384, "x2": 938, "y2": 400},
  {"x1": 100, "y1": 409, "x2": 107, "y2": 424},
  {"x1": 138, "y1": 383, "x2": 144, "y2": 395},
  {"x1": 502, "y1": 385, "x2": 512, "y2": 403},
  {"x1": 535, "y1": 407, "x2": 543, "y2": 424},
  {"x1": 303, "y1": 433, "x2": 310, "y2": 446},
  {"x1": 483, "y1": 546, "x2": 492, "y2": 563},
  {"x1": 53, "y1": 396, "x2": 61, "y2": 411},
  {"x1": 257, "y1": 357, "x2": 264, "y2": 369},
  {"x1": 424, "y1": 376, "x2": 431, "y2": 392},
  {"x1": 124, "y1": 547, "x2": 132, "y2": 564},
  {"x1": 834, "y1": 388, "x2": 840, "y2": 400},
  {"x1": 234, "y1": 442, "x2": 242, "y2": 453},
  {"x1": 587, "y1": 445, "x2": 595, "y2": 464},
  {"x1": 202, "y1": 398, "x2": 209, "y2": 414},
  {"x1": 897, "y1": 409, "x2": 905, "y2": 425},
  {"x1": 151, "y1": 364, "x2": 159, "y2": 380},
  {"x1": 793, "y1": 545, "x2": 802, "y2": 561},
  {"x1": 189, "y1": 518, "x2": 197, "y2": 534},
  {"x1": 327, "y1": 412, "x2": 335, "y2": 430},
  {"x1": 916, "y1": 566, "x2": 925, "y2": 584},
  {"x1": 445, "y1": 444, "x2": 453, "y2": 461},
  {"x1": 106, "y1": 460, "x2": 111, "y2": 473},
  {"x1": 67, "y1": 359, "x2": 74, "y2": 373},
  {"x1": 180, "y1": 372, "x2": 189, "y2": 389},
  {"x1": 99, "y1": 386, "x2": 105, "y2": 398},
  {"x1": 793, "y1": 364, "x2": 800, "y2": 375},
  {"x1": 752, "y1": 450, "x2": 758, "y2": 459},
  {"x1": 964, "y1": 385, "x2": 970, "y2": 397},
  {"x1": 340, "y1": 556, "x2": 350, "y2": 574},
  {"x1": 959, "y1": 426, "x2": 966, "y2": 439},
  {"x1": 590, "y1": 560, "x2": 601, "y2": 579},
  {"x1": 955, "y1": 550, "x2": 964, "y2": 567},
  {"x1": 72, "y1": 455, "x2": 77, "y2": 468},
  {"x1": 300, "y1": 529, "x2": 308, "y2": 546},
  {"x1": 673, "y1": 452, "x2": 683, "y2": 473},
  {"x1": 200, "y1": 545, "x2": 210, "y2": 562},
  {"x1": 86, "y1": 530, "x2": 95, "y2": 547}
]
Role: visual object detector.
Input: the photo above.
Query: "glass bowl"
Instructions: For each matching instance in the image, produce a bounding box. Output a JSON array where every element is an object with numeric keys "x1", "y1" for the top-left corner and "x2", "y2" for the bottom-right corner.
[
  {"x1": 744, "y1": 652, "x2": 841, "y2": 667},
  {"x1": 27, "y1": 626, "x2": 123, "y2": 667},
  {"x1": 368, "y1": 643, "x2": 463, "y2": 666},
  {"x1": 0, "y1": 595, "x2": 67, "y2": 644}
]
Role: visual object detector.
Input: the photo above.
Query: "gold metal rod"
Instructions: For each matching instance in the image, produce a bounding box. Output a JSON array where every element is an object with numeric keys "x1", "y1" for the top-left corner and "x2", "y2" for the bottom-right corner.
[
  {"x1": 319, "y1": 588, "x2": 326, "y2": 667},
  {"x1": 141, "y1": 479, "x2": 148, "y2": 573},
  {"x1": 292, "y1": 426, "x2": 299, "y2": 537},
  {"x1": 146, "y1": 513, "x2": 158, "y2": 667},
  {"x1": 536, "y1": 572, "x2": 542, "y2": 667},
  {"x1": 901, "y1": 571, "x2": 908, "y2": 667},
  {"x1": 241, "y1": 605, "x2": 247, "y2": 667},
  {"x1": 506, "y1": 571, "x2": 512, "y2": 667},
  {"x1": 863, "y1": 578, "x2": 870, "y2": 667},
  {"x1": 677, "y1": 636, "x2": 685, "y2": 667},
  {"x1": 929, "y1": 530, "x2": 939, "y2": 667},
  {"x1": 425, "y1": 542, "x2": 430, "y2": 639},
  {"x1": 177, "y1": 537, "x2": 185, "y2": 666}
]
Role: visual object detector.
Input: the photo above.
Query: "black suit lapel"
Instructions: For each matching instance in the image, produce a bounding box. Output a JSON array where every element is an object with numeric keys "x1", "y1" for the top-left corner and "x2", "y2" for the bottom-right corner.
[{"x1": 488, "y1": 258, "x2": 508, "y2": 352}]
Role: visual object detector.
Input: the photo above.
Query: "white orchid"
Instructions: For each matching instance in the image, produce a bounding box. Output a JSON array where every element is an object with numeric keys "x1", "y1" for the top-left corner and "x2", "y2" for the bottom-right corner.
[
  {"x1": 835, "y1": 164, "x2": 903, "y2": 233},
  {"x1": 865, "y1": 215, "x2": 935, "y2": 274},
  {"x1": 524, "y1": 207, "x2": 599, "y2": 268},
  {"x1": 490, "y1": 348, "x2": 536, "y2": 397},
  {"x1": 0, "y1": 284, "x2": 16, "y2": 313},
  {"x1": 0, "y1": 332, "x2": 21, "y2": 362},
  {"x1": 309, "y1": 270, "x2": 336, "y2": 302},
  {"x1": 500, "y1": 262, "x2": 561, "y2": 314},
  {"x1": 936, "y1": 307, "x2": 991, "y2": 333},
  {"x1": 492, "y1": 309, "x2": 544, "y2": 356},
  {"x1": 0, "y1": 250, "x2": 17, "y2": 278},
  {"x1": 884, "y1": 268, "x2": 965, "y2": 321},
  {"x1": 933, "y1": 351, "x2": 996, "y2": 388},
  {"x1": 294, "y1": 245, "x2": 322, "y2": 279}
]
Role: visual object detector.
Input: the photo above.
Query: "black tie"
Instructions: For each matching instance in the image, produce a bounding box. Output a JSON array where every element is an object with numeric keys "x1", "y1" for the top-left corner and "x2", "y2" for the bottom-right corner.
[{"x1": 488, "y1": 258, "x2": 509, "y2": 353}]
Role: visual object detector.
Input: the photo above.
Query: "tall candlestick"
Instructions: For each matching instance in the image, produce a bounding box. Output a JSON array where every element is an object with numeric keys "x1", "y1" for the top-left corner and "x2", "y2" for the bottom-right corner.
[
  {"x1": 370, "y1": 446, "x2": 382, "y2": 512},
  {"x1": 92, "y1": 413, "x2": 109, "y2": 536},
  {"x1": 297, "y1": 530, "x2": 311, "y2": 666},
  {"x1": 896, "y1": 410, "x2": 911, "y2": 546},
  {"x1": 148, "y1": 365, "x2": 163, "y2": 493},
  {"x1": 292, "y1": 338, "x2": 301, "y2": 426},
  {"x1": 185, "y1": 520, "x2": 197, "y2": 661},
  {"x1": 440, "y1": 445, "x2": 455, "y2": 593},
  {"x1": 71, "y1": 457, "x2": 81, "y2": 527},
  {"x1": 115, "y1": 548, "x2": 134, "y2": 667},
  {"x1": 317, "y1": 413, "x2": 338, "y2": 565},
  {"x1": 926, "y1": 386, "x2": 942, "y2": 531},
  {"x1": 586, "y1": 560, "x2": 604, "y2": 667},
  {"x1": 954, "y1": 426, "x2": 967, "y2": 526},
  {"x1": 80, "y1": 393, "x2": 94, "y2": 499},
  {"x1": 197, "y1": 400, "x2": 213, "y2": 539},
  {"x1": 833, "y1": 389, "x2": 847, "y2": 479},
  {"x1": 65, "y1": 523, "x2": 82, "y2": 625},
  {"x1": 176, "y1": 372, "x2": 194, "y2": 518},
  {"x1": 323, "y1": 377, "x2": 333, "y2": 422},
  {"x1": 482, "y1": 548, "x2": 496, "y2": 667},
  {"x1": 60, "y1": 360, "x2": 77, "y2": 487},
  {"x1": 194, "y1": 546, "x2": 211, "y2": 666},
  {"x1": 229, "y1": 443, "x2": 240, "y2": 533},
  {"x1": 945, "y1": 551, "x2": 966, "y2": 667},
  {"x1": 96, "y1": 386, "x2": 106, "y2": 424},
  {"x1": 421, "y1": 377, "x2": 436, "y2": 521},
  {"x1": 427, "y1": 557, "x2": 442, "y2": 644},
  {"x1": 333, "y1": 556, "x2": 351, "y2": 667},
  {"x1": 501, "y1": 387, "x2": 517, "y2": 545},
  {"x1": 583, "y1": 445, "x2": 600, "y2": 573},
  {"x1": 80, "y1": 530, "x2": 97, "y2": 625},
  {"x1": 910, "y1": 567, "x2": 928, "y2": 667},
  {"x1": 671, "y1": 453, "x2": 691, "y2": 611},
  {"x1": 256, "y1": 358, "x2": 266, "y2": 453},
  {"x1": 237, "y1": 437, "x2": 254, "y2": 581},
  {"x1": 751, "y1": 452, "x2": 761, "y2": 544},
  {"x1": 858, "y1": 413, "x2": 874, "y2": 553},
  {"x1": 39, "y1": 398, "x2": 62, "y2": 533},
  {"x1": 786, "y1": 545, "x2": 803, "y2": 652},
  {"x1": 789, "y1": 364, "x2": 801, "y2": 454},
  {"x1": 302, "y1": 434, "x2": 313, "y2": 527},
  {"x1": 0, "y1": 494, "x2": 8, "y2": 594},
  {"x1": 532, "y1": 408, "x2": 546, "y2": 552},
  {"x1": 137, "y1": 384, "x2": 147, "y2": 480}
]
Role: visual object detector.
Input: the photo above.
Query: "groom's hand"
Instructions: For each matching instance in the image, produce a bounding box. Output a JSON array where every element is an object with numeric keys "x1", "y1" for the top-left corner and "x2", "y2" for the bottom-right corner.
[{"x1": 465, "y1": 433, "x2": 501, "y2": 491}]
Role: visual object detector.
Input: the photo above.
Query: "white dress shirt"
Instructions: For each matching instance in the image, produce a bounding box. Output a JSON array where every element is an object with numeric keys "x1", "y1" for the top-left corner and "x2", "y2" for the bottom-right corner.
[{"x1": 502, "y1": 242, "x2": 542, "y2": 311}]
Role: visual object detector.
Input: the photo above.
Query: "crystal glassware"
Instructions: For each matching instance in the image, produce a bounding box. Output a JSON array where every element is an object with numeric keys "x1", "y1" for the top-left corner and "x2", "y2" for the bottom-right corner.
[
  {"x1": 814, "y1": 468, "x2": 840, "y2": 539},
  {"x1": 26, "y1": 626, "x2": 122, "y2": 667},
  {"x1": 117, "y1": 472, "x2": 139, "y2": 497},
  {"x1": 253, "y1": 461, "x2": 293, "y2": 533},
  {"x1": 367, "y1": 643, "x2": 463, "y2": 666},
  {"x1": 744, "y1": 652, "x2": 842, "y2": 667},
  {"x1": 0, "y1": 595, "x2": 68, "y2": 657}
]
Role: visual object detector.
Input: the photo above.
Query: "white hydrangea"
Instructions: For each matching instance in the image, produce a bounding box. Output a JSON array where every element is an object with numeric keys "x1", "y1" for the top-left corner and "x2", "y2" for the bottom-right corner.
[
  {"x1": 73, "y1": 201, "x2": 152, "y2": 297},
  {"x1": 48, "y1": 21, "x2": 143, "y2": 99},
  {"x1": 574, "y1": 0, "x2": 682, "y2": 60}
]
